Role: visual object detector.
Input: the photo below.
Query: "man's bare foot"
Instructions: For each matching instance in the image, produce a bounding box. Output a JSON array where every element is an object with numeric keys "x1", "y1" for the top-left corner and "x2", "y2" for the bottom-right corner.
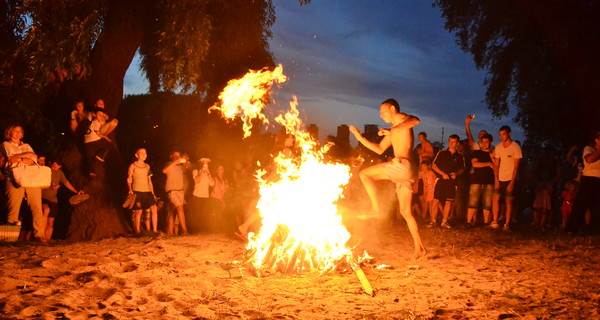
[{"x1": 412, "y1": 248, "x2": 428, "y2": 260}]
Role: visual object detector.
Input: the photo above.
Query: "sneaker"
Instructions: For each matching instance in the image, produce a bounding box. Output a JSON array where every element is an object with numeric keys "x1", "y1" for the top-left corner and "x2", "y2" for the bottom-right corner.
[
  {"x1": 503, "y1": 224, "x2": 511, "y2": 232},
  {"x1": 7, "y1": 221, "x2": 21, "y2": 226},
  {"x1": 441, "y1": 222, "x2": 452, "y2": 229},
  {"x1": 426, "y1": 220, "x2": 436, "y2": 228}
]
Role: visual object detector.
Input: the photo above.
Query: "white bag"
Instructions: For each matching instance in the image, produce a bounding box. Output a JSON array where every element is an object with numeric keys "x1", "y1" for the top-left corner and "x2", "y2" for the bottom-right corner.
[{"x1": 11, "y1": 162, "x2": 52, "y2": 188}]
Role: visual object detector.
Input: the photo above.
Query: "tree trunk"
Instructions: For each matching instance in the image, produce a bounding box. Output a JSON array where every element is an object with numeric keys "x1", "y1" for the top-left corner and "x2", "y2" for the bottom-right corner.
[{"x1": 65, "y1": 0, "x2": 149, "y2": 241}]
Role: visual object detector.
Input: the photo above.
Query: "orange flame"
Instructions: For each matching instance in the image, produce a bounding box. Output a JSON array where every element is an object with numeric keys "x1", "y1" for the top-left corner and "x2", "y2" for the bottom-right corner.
[
  {"x1": 212, "y1": 65, "x2": 356, "y2": 274},
  {"x1": 209, "y1": 65, "x2": 287, "y2": 138}
]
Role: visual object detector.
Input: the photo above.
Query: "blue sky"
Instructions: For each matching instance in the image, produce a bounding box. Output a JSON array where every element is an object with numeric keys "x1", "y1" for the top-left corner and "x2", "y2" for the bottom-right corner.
[{"x1": 123, "y1": 0, "x2": 524, "y2": 145}]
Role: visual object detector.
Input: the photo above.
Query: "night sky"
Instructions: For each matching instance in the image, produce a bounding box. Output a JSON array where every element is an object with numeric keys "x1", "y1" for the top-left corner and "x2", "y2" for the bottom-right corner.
[{"x1": 123, "y1": 1, "x2": 525, "y2": 145}]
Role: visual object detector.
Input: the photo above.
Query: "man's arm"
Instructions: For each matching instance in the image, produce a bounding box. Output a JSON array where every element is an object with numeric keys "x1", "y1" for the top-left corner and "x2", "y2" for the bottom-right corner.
[
  {"x1": 127, "y1": 164, "x2": 135, "y2": 193},
  {"x1": 584, "y1": 144, "x2": 600, "y2": 164},
  {"x1": 349, "y1": 125, "x2": 391, "y2": 155},
  {"x1": 391, "y1": 113, "x2": 420, "y2": 131},
  {"x1": 465, "y1": 115, "x2": 475, "y2": 148},
  {"x1": 507, "y1": 158, "x2": 520, "y2": 192}
]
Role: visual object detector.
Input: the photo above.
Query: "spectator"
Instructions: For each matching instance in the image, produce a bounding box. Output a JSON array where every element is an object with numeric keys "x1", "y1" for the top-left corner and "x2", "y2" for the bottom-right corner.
[
  {"x1": 466, "y1": 133, "x2": 495, "y2": 226},
  {"x1": 1, "y1": 125, "x2": 44, "y2": 240},
  {"x1": 430, "y1": 134, "x2": 465, "y2": 228},
  {"x1": 192, "y1": 158, "x2": 214, "y2": 232},
  {"x1": 491, "y1": 125, "x2": 522, "y2": 231},
  {"x1": 70, "y1": 99, "x2": 91, "y2": 134},
  {"x1": 93, "y1": 99, "x2": 119, "y2": 136},
  {"x1": 415, "y1": 132, "x2": 435, "y2": 164},
  {"x1": 208, "y1": 164, "x2": 230, "y2": 233},
  {"x1": 127, "y1": 148, "x2": 158, "y2": 235},
  {"x1": 83, "y1": 107, "x2": 113, "y2": 176},
  {"x1": 162, "y1": 151, "x2": 189, "y2": 235},
  {"x1": 566, "y1": 132, "x2": 600, "y2": 234},
  {"x1": 41, "y1": 159, "x2": 84, "y2": 241},
  {"x1": 418, "y1": 160, "x2": 437, "y2": 221},
  {"x1": 560, "y1": 180, "x2": 578, "y2": 230},
  {"x1": 465, "y1": 114, "x2": 490, "y2": 151}
]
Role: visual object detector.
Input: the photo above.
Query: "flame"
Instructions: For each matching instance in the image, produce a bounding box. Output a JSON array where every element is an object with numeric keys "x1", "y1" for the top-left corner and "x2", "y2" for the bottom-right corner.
[
  {"x1": 212, "y1": 65, "x2": 356, "y2": 274},
  {"x1": 209, "y1": 64, "x2": 287, "y2": 138}
]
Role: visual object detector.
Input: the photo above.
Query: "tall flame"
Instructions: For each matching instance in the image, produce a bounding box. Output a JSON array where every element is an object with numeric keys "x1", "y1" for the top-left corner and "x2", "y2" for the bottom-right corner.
[
  {"x1": 209, "y1": 65, "x2": 287, "y2": 138},
  {"x1": 212, "y1": 65, "x2": 354, "y2": 274}
]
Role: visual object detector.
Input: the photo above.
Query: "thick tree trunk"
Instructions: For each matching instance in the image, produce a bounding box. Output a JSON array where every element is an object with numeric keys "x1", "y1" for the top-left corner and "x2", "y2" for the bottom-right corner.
[{"x1": 65, "y1": 0, "x2": 149, "y2": 241}]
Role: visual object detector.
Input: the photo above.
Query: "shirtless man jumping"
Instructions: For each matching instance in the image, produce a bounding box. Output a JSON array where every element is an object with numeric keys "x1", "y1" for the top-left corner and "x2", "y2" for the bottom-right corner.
[{"x1": 349, "y1": 98, "x2": 427, "y2": 259}]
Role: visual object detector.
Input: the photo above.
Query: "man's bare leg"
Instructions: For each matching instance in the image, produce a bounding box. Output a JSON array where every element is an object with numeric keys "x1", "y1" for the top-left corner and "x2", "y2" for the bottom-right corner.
[
  {"x1": 441, "y1": 200, "x2": 452, "y2": 225},
  {"x1": 467, "y1": 208, "x2": 476, "y2": 224},
  {"x1": 491, "y1": 193, "x2": 501, "y2": 225},
  {"x1": 100, "y1": 119, "x2": 118, "y2": 136},
  {"x1": 167, "y1": 210, "x2": 175, "y2": 235},
  {"x1": 396, "y1": 186, "x2": 427, "y2": 259},
  {"x1": 150, "y1": 205, "x2": 158, "y2": 232},
  {"x1": 176, "y1": 205, "x2": 188, "y2": 234},
  {"x1": 359, "y1": 163, "x2": 391, "y2": 214},
  {"x1": 504, "y1": 197, "x2": 513, "y2": 228},
  {"x1": 429, "y1": 199, "x2": 440, "y2": 224}
]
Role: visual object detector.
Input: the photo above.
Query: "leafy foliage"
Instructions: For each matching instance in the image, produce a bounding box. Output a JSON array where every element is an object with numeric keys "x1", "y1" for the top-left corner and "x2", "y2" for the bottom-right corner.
[{"x1": 435, "y1": 0, "x2": 600, "y2": 146}]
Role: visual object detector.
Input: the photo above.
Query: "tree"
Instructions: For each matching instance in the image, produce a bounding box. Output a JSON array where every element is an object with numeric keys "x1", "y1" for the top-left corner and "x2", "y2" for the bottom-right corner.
[
  {"x1": 434, "y1": 0, "x2": 600, "y2": 146},
  {"x1": 0, "y1": 0, "x2": 310, "y2": 240}
]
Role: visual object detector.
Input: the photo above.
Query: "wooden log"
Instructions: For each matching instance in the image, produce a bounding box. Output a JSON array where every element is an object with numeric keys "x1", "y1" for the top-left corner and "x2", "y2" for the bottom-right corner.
[
  {"x1": 284, "y1": 244, "x2": 304, "y2": 274},
  {"x1": 348, "y1": 257, "x2": 375, "y2": 296}
]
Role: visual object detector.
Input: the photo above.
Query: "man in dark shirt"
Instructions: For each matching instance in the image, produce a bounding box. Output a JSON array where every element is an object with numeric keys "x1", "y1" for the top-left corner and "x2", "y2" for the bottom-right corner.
[
  {"x1": 430, "y1": 134, "x2": 465, "y2": 228},
  {"x1": 466, "y1": 133, "x2": 495, "y2": 226}
]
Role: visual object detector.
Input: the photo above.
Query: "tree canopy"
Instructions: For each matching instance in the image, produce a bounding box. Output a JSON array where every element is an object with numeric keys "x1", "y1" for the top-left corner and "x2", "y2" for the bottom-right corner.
[
  {"x1": 434, "y1": 0, "x2": 600, "y2": 146},
  {"x1": 0, "y1": 0, "x2": 309, "y2": 240}
]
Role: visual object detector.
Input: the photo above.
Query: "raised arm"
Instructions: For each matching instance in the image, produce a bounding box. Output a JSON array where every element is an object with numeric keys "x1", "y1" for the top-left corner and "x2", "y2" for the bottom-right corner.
[
  {"x1": 349, "y1": 125, "x2": 392, "y2": 155},
  {"x1": 465, "y1": 115, "x2": 475, "y2": 149}
]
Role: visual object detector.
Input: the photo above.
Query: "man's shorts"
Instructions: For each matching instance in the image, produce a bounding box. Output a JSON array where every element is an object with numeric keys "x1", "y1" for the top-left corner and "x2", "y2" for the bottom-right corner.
[
  {"x1": 133, "y1": 191, "x2": 156, "y2": 210},
  {"x1": 383, "y1": 158, "x2": 414, "y2": 192},
  {"x1": 42, "y1": 199, "x2": 59, "y2": 218},
  {"x1": 167, "y1": 190, "x2": 186, "y2": 207},
  {"x1": 434, "y1": 178, "x2": 457, "y2": 202},
  {"x1": 494, "y1": 180, "x2": 514, "y2": 199}
]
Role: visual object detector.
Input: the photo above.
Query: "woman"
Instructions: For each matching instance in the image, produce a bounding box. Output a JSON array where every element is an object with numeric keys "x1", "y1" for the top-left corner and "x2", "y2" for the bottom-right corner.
[
  {"x1": 209, "y1": 164, "x2": 230, "y2": 233},
  {"x1": 2, "y1": 125, "x2": 44, "y2": 241},
  {"x1": 127, "y1": 148, "x2": 159, "y2": 235}
]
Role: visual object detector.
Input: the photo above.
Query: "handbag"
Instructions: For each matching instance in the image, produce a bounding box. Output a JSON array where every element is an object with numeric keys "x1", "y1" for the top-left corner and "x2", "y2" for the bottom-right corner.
[{"x1": 11, "y1": 161, "x2": 52, "y2": 188}]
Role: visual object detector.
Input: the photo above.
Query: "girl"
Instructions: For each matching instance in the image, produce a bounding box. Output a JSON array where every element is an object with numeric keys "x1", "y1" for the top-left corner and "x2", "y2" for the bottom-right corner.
[{"x1": 127, "y1": 148, "x2": 158, "y2": 235}]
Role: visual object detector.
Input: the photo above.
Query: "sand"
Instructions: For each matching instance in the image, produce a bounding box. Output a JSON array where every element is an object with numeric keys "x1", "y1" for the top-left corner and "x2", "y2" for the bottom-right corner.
[{"x1": 1, "y1": 224, "x2": 600, "y2": 320}]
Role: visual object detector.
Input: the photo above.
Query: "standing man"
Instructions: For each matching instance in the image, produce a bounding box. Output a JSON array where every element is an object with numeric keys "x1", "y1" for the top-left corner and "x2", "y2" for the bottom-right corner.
[
  {"x1": 466, "y1": 133, "x2": 495, "y2": 226},
  {"x1": 429, "y1": 134, "x2": 465, "y2": 228},
  {"x1": 566, "y1": 132, "x2": 600, "y2": 234},
  {"x1": 349, "y1": 98, "x2": 426, "y2": 259},
  {"x1": 162, "y1": 151, "x2": 189, "y2": 235},
  {"x1": 492, "y1": 125, "x2": 522, "y2": 231},
  {"x1": 465, "y1": 114, "x2": 490, "y2": 151},
  {"x1": 415, "y1": 132, "x2": 435, "y2": 164}
]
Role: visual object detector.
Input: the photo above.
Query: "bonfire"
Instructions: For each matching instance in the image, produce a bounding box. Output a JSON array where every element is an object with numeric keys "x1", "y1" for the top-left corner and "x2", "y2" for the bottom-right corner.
[{"x1": 210, "y1": 65, "x2": 374, "y2": 295}]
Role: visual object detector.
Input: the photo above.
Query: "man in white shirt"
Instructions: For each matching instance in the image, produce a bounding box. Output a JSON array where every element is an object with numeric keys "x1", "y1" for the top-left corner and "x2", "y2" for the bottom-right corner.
[{"x1": 491, "y1": 125, "x2": 522, "y2": 231}]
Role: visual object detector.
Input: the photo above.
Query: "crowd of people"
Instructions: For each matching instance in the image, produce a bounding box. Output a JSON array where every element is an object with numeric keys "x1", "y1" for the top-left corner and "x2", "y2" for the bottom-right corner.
[
  {"x1": 1, "y1": 97, "x2": 599, "y2": 247},
  {"x1": 406, "y1": 115, "x2": 600, "y2": 235}
]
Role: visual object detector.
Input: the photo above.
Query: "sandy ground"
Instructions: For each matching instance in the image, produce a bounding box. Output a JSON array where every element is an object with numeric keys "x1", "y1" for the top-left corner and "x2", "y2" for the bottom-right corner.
[{"x1": 1, "y1": 222, "x2": 600, "y2": 320}]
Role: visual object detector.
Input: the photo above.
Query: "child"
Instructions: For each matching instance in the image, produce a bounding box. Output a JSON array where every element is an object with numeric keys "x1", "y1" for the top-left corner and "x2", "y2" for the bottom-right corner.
[
  {"x1": 560, "y1": 180, "x2": 578, "y2": 229},
  {"x1": 419, "y1": 161, "x2": 438, "y2": 226},
  {"x1": 127, "y1": 148, "x2": 158, "y2": 235}
]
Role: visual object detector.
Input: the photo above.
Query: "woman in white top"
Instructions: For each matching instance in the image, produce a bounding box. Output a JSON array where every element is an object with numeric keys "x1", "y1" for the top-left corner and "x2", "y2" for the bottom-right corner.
[
  {"x1": 1, "y1": 125, "x2": 44, "y2": 241},
  {"x1": 127, "y1": 148, "x2": 158, "y2": 235}
]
